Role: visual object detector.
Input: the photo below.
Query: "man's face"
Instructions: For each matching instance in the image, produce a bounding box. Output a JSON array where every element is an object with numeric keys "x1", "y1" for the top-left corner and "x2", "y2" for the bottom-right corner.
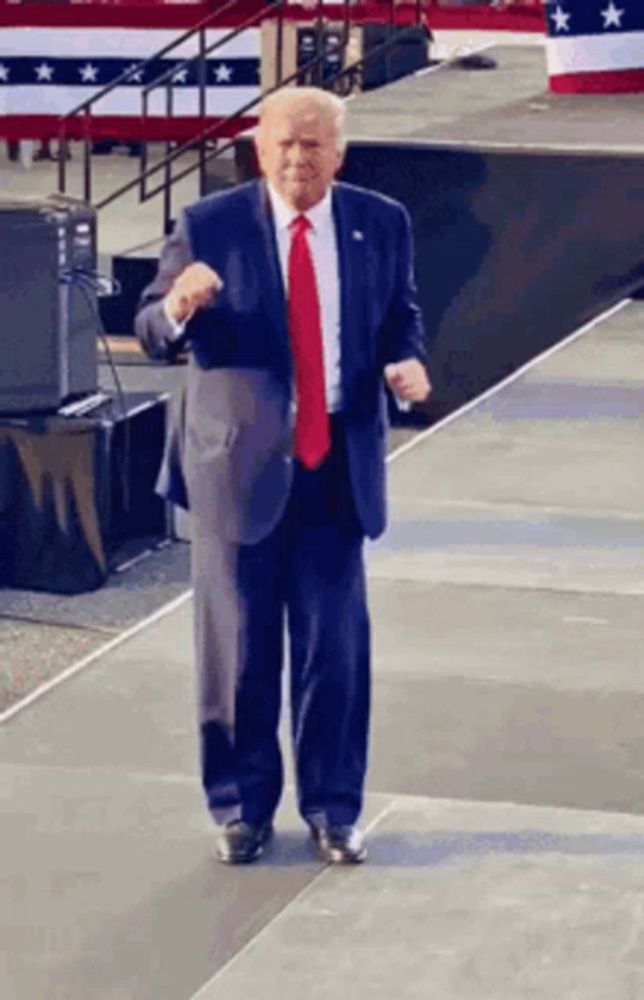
[{"x1": 255, "y1": 104, "x2": 343, "y2": 212}]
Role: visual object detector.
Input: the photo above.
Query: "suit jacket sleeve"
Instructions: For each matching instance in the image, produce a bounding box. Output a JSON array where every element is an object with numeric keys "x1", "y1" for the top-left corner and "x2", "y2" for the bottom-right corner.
[
  {"x1": 379, "y1": 204, "x2": 429, "y2": 368},
  {"x1": 134, "y1": 212, "x2": 194, "y2": 361}
]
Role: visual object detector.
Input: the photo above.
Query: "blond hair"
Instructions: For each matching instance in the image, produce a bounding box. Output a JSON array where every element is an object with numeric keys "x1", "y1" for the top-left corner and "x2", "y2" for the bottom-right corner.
[{"x1": 258, "y1": 87, "x2": 346, "y2": 152}]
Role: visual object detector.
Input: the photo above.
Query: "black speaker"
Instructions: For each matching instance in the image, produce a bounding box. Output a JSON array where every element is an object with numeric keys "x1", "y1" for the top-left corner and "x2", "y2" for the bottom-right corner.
[
  {"x1": 296, "y1": 25, "x2": 347, "y2": 88},
  {"x1": 0, "y1": 194, "x2": 98, "y2": 414},
  {"x1": 361, "y1": 23, "x2": 429, "y2": 91}
]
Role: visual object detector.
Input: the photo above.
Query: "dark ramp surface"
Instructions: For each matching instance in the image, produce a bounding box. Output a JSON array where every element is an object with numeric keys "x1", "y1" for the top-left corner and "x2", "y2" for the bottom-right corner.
[{"x1": 338, "y1": 46, "x2": 644, "y2": 417}]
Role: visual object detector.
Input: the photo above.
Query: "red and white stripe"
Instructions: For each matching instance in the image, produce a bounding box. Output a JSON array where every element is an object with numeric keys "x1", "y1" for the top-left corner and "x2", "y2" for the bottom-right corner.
[{"x1": 547, "y1": 30, "x2": 644, "y2": 93}]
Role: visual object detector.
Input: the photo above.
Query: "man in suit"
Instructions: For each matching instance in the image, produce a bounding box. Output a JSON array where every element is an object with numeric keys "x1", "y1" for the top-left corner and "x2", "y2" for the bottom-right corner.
[{"x1": 136, "y1": 87, "x2": 431, "y2": 865}]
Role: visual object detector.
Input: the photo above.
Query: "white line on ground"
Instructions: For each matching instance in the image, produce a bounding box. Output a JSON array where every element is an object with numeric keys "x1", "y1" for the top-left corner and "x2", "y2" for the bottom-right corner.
[
  {"x1": 113, "y1": 548, "x2": 155, "y2": 573},
  {"x1": 0, "y1": 590, "x2": 193, "y2": 725},
  {"x1": 385, "y1": 297, "x2": 631, "y2": 465},
  {"x1": 562, "y1": 616, "x2": 610, "y2": 626},
  {"x1": 187, "y1": 800, "x2": 397, "y2": 1000},
  {"x1": 2, "y1": 298, "x2": 630, "y2": 725}
]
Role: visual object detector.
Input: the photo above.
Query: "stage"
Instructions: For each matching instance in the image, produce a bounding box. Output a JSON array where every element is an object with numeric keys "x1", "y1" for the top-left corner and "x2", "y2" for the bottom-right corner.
[{"x1": 2, "y1": 295, "x2": 644, "y2": 999}]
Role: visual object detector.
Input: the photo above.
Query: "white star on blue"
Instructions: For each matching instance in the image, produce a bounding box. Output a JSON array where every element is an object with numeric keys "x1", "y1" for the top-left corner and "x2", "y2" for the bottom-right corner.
[
  {"x1": 35, "y1": 62, "x2": 54, "y2": 82},
  {"x1": 551, "y1": 5, "x2": 572, "y2": 31},
  {"x1": 601, "y1": 2, "x2": 625, "y2": 28},
  {"x1": 214, "y1": 63, "x2": 233, "y2": 84},
  {"x1": 546, "y1": 0, "x2": 639, "y2": 37},
  {"x1": 0, "y1": 56, "x2": 258, "y2": 87},
  {"x1": 79, "y1": 63, "x2": 99, "y2": 84}
]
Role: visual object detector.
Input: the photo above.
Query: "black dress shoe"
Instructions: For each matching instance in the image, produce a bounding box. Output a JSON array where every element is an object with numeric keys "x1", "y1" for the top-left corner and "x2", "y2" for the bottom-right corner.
[
  {"x1": 215, "y1": 820, "x2": 273, "y2": 864},
  {"x1": 310, "y1": 823, "x2": 367, "y2": 864}
]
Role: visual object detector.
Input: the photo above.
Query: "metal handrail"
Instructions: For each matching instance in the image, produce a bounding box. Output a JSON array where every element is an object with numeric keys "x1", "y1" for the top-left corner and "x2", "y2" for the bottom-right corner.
[
  {"x1": 96, "y1": 45, "x2": 330, "y2": 210},
  {"x1": 57, "y1": 0, "x2": 281, "y2": 196},
  {"x1": 59, "y1": 0, "x2": 427, "y2": 231},
  {"x1": 97, "y1": 0, "x2": 424, "y2": 217},
  {"x1": 140, "y1": 1, "x2": 283, "y2": 98},
  {"x1": 96, "y1": 0, "x2": 352, "y2": 215},
  {"x1": 142, "y1": 30, "x2": 421, "y2": 201},
  {"x1": 135, "y1": 0, "x2": 286, "y2": 217}
]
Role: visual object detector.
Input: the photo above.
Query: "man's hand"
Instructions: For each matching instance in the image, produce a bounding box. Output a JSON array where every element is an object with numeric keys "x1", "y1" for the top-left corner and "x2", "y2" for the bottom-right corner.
[
  {"x1": 165, "y1": 262, "x2": 223, "y2": 324},
  {"x1": 384, "y1": 359, "x2": 431, "y2": 403}
]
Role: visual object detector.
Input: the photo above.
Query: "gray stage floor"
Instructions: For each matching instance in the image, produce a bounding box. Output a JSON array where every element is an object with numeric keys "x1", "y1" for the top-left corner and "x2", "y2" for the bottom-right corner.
[
  {"x1": 3, "y1": 297, "x2": 643, "y2": 999},
  {"x1": 346, "y1": 45, "x2": 644, "y2": 155}
]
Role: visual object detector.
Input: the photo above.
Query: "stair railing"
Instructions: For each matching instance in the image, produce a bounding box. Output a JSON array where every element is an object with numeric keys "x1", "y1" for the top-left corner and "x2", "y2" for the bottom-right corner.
[
  {"x1": 137, "y1": 0, "x2": 290, "y2": 206},
  {"x1": 94, "y1": 0, "x2": 426, "y2": 233},
  {"x1": 56, "y1": 0, "x2": 427, "y2": 234},
  {"x1": 56, "y1": 0, "x2": 285, "y2": 203}
]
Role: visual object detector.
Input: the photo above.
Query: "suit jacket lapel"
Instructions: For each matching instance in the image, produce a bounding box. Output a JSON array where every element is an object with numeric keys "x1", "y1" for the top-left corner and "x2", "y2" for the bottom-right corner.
[
  {"x1": 248, "y1": 181, "x2": 290, "y2": 357},
  {"x1": 333, "y1": 184, "x2": 366, "y2": 392}
]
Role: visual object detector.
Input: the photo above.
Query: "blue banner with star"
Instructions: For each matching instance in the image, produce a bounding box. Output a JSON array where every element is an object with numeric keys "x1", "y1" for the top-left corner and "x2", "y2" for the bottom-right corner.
[
  {"x1": 0, "y1": 57, "x2": 259, "y2": 88},
  {"x1": 545, "y1": 0, "x2": 643, "y2": 36}
]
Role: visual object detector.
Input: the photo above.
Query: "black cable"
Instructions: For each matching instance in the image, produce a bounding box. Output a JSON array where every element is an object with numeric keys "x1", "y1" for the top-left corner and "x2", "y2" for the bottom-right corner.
[
  {"x1": 61, "y1": 269, "x2": 132, "y2": 518},
  {"x1": 63, "y1": 268, "x2": 127, "y2": 418}
]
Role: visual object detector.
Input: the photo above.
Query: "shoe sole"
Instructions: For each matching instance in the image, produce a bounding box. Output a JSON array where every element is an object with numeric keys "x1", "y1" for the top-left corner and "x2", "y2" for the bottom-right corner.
[
  {"x1": 216, "y1": 828, "x2": 273, "y2": 865},
  {"x1": 217, "y1": 849, "x2": 264, "y2": 864},
  {"x1": 315, "y1": 843, "x2": 367, "y2": 865}
]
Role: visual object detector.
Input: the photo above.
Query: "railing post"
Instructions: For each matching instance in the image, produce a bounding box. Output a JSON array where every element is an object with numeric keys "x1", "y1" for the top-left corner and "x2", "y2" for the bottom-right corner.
[
  {"x1": 315, "y1": 0, "x2": 325, "y2": 88},
  {"x1": 276, "y1": 0, "x2": 284, "y2": 86},
  {"x1": 83, "y1": 109, "x2": 92, "y2": 204},
  {"x1": 58, "y1": 122, "x2": 67, "y2": 194},
  {"x1": 198, "y1": 26, "x2": 207, "y2": 197},
  {"x1": 140, "y1": 90, "x2": 149, "y2": 202},
  {"x1": 387, "y1": 0, "x2": 395, "y2": 87},
  {"x1": 164, "y1": 81, "x2": 174, "y2": 235},
  {"x1": 339, "y1": 0, "x2": 350, "y2": 95}
]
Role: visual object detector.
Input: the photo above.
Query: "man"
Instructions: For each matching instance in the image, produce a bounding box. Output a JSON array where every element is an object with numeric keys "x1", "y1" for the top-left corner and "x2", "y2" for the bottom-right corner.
[{"x1": 136, "y1": 87, "x2": 430, "y2": 865}]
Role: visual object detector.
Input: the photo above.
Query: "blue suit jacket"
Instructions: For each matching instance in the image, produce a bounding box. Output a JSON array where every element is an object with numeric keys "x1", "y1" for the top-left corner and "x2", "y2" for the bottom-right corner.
[{"x1": 136, "y1": 179, "x2": 427, "y2": 542}]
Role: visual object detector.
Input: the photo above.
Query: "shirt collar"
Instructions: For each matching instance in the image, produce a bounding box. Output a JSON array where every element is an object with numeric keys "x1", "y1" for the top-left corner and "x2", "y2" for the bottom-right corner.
[{"x1": 266, "y1": 182, "x2": 333, "y2": 234}]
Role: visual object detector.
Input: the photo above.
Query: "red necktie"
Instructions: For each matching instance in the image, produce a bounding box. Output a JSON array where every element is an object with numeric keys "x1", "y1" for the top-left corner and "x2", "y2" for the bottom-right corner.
[{"x1": 287, "y1": 215, "x2": 330, "y2": 470}]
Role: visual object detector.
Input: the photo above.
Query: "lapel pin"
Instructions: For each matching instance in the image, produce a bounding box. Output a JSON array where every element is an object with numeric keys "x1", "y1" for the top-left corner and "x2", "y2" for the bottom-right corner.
[{"x1": 352, "y1": 230, "x2": 364, "y2": 241}]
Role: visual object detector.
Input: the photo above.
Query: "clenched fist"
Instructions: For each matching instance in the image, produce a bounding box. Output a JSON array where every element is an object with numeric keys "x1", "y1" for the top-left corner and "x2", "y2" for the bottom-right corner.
[
  {"x1": 165, "y1": 262, "x2": 223, "y2": 324},
  {"x1": 384, "y1": 359, "x2": 431, "y2": 403}
]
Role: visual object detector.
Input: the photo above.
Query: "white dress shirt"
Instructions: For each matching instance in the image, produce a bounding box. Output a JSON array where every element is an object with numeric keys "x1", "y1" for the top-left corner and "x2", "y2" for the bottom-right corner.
[
  {"x1": 164, "y1": 186, "x2": 343, "y2": 413},
  {"x1": 266, "y1": 183, "x2": 342, "y2": 413}
]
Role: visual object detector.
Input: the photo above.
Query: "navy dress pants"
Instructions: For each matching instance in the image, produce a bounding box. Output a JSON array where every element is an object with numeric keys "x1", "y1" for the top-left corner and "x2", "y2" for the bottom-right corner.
[{"x1": 192, "y1": 416, "x2": 371, "y2": 828}]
